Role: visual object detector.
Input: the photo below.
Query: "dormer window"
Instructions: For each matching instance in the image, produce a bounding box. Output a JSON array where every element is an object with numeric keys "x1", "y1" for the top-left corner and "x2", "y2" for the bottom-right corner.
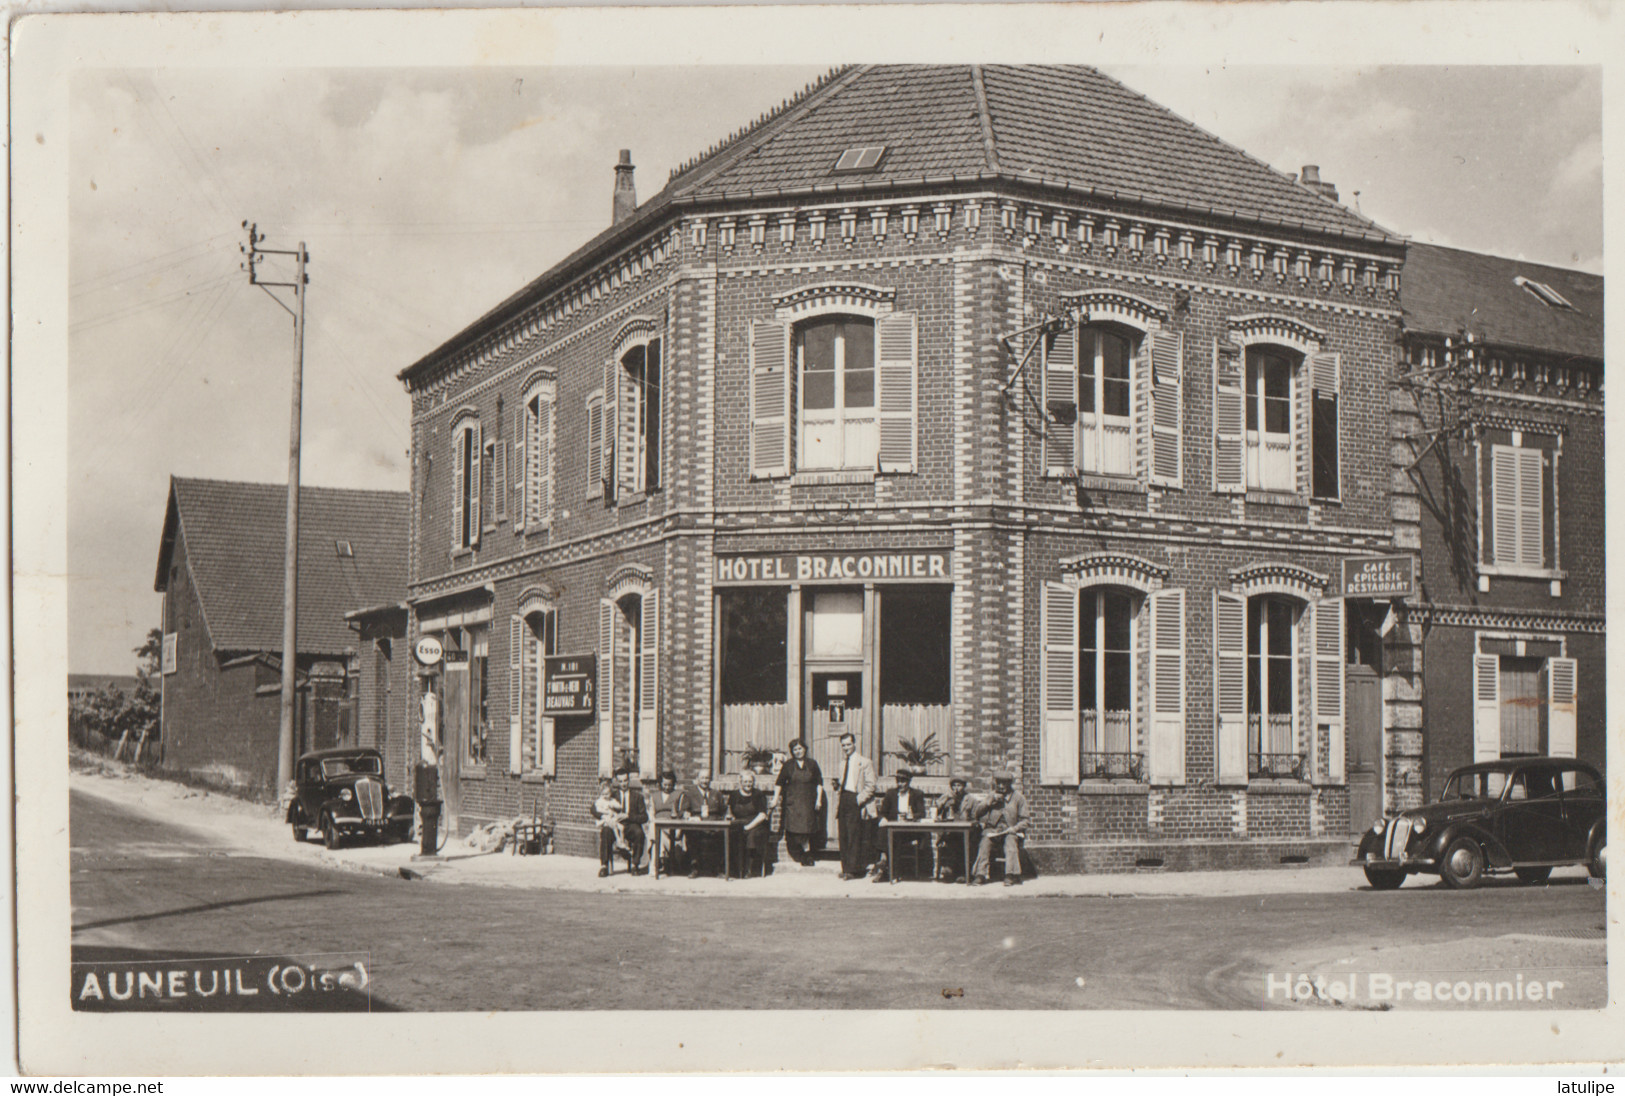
[
  {"x1": 832, "y1": 146, "x2": 886, "y2": 174},
  {"x1": 335, "y1": 540, "x2": 353, "y2": 558},
  {"x1": 1514, "y1": 275, "x2": 1576, "y2": 311}
]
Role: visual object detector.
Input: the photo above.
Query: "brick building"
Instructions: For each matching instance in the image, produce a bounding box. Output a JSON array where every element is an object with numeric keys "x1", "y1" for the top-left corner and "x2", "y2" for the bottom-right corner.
[
  {"x1": 153, "y1": 476, "x2": 408, "y2": 796},
  {"x1": 398, "y1": 65, "x2": 1414, "y2": 869},
  {"x1": 1393, "y1": 244, "x2": 1605, "y2": 804}
]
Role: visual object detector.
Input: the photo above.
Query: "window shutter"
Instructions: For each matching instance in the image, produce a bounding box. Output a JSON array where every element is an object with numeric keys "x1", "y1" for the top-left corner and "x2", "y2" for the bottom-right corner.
[
  {"x1": 598, "y1": 600, "x2": 615, "y2": 777},
  {"x1": 1314, "y1": 598, "x2": 1345, "y2": 783},
  {"x1": 1214, "y1": 592, "x2": 1248, "y2": 783},
  {"x1": 532, "y1": 629, "x2": 556, "y2": 777},
  {"x1": 508, "y1": 616, "x2": 523, "y2": 774},
  {"x1": 645, "y1": 338, "x2": 662, "y2": 493},
  {"x1": 536, "y1": 399, "x2": 553, "y2": 528},
  {"x1": 1148, "y1": 588, "x2": 1185, "y2": 785},
  {"x1": 513, "y1": 404, "x2": 526, "y2": 529},
  {"x1": 618, "y1": 360, "x2": 638, "y2": 497},
  {"x1": 521, "y1": 627, "x2": 540, "y2": 771},
  {"x1": 467, "y1": 420, "x2": 482, "y2": 544},
  {"x1": 1213, "y1": 343, "x2": 1245, "y2": 493},
  {"x1": 1311, "y1": 351, "x2": 1340, "y2": 500},
  {"x1": 1040, "y1": 582, "x2": 1079, "y2": 785},
  {"x1": 451, "y1": 426, "x2": 466, "y2": 549},
  {"x1": 586, "y1": 398, "x2": 603, "y2": 500},
  {"x1": 602, "y1": 361, "x2": 618, "y2": 503},
  {"x1": 1473, "y1": 654, "x2": 1500, "y2": 762},
  {"x1": 876, "y1": 312, "x2": 918, "y2": 473},
  {"x1": 1043, "y1": 328, "x2": 1076, "y2": 476},
  {"x1": 1148, "y1": 330, "x2": 1183, "y2": 487},
  {"x1": 1547, "y1": 657, "x2": 1577, "y2": 758},
  {"x1": 1517, "y1": 448, "x2": 1543, "y2": 567},
  {"x1": 493, "y1": 441, "x2": 508, "y2": 524},
  {"x1": 1491, "y1": 445, "x2": 1516, "y2": 565},
  {"x1": 750, "y1": 320, "x2": 790, "y2": 478},
  {"x1": 637, "y1": 590, "x2": 660, "y2": 779}
]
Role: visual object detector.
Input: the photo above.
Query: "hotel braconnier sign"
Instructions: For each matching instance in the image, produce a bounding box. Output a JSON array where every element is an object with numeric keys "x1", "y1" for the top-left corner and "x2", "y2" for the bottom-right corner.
[{"x1": 716, "y1": 550, "x2": 951, "y2": 584}]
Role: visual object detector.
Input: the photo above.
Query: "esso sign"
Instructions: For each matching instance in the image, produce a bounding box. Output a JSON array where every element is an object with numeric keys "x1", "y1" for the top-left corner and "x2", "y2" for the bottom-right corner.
[{"x1": 414, "y1": 636, "x2": 444, "y2": 666}]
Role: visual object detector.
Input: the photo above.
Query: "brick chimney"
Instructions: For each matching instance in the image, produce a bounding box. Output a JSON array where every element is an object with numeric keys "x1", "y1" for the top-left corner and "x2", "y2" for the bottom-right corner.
[
  {"x1": 612, "y1": 149, "x2": 637, "y2": 225},
  {"x1": 1299, "y1": 164, "x2": 1339, "y2": 203}
]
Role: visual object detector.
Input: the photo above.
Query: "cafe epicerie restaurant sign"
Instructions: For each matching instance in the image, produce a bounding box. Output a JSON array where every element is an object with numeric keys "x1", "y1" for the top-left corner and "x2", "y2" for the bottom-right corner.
[
  {"x1": 1339, "y1": 555, "x2": 1416, "y2": 599},
  {"x1": 716, "y1": 550, "x2": 951, "y2": 584}
]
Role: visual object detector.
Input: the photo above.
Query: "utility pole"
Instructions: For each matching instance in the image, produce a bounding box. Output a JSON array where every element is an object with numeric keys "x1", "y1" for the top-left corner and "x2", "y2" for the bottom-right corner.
[{"x1": 241, "y1": 222, "x2": 309, "y2": 796}]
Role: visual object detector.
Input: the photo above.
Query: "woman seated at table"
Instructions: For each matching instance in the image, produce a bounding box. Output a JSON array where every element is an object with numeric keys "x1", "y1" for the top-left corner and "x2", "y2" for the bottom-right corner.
[{"x1": 726, "y1": 769, "x2": 772, "y2": 878}]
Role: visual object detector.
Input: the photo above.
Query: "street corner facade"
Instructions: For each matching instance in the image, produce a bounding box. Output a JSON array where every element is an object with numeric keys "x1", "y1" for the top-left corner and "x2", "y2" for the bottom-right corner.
[{"x1": 388, "y1": 65, "x2": 1602, "y2": 871}]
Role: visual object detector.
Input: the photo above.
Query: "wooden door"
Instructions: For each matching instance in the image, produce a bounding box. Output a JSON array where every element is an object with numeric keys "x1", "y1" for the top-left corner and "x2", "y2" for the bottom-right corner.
[
  {"x1": 807, "y1": 665, "x2": 869, "y2": 844},
  {"x1": 1345, "y1": 664, "x2": 1382, "y2": 832}
]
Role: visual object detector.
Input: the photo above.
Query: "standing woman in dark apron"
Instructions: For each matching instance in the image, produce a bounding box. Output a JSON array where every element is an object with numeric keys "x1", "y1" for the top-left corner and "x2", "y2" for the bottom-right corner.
[{"x1": 773, "y1": 738, "x2": 824, "y2": 866}]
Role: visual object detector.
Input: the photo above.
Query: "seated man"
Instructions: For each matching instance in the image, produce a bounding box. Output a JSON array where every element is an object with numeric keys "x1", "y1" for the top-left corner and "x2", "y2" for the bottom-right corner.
[
  {"x1": 726, "y1": 769, "x2": 773, "y2": 878},
  {"x1": 871, "y1": 768, "x2": 929, "y2": 882},
  {"x1": 646, "y1": 769, "x2": 687, "y2": 874},
  {"x1": 591, "y1": 770, "x2": 648, "y2": 877},
  {"x1": 677, "y1": 771, "x2": 726, "y2": 878},
  {"x1": 971, "y1": 771, "x2": 1029, "y2": 886},
  {"x1": 931, "y1": 774, "x2": 973, "y2": 883}
]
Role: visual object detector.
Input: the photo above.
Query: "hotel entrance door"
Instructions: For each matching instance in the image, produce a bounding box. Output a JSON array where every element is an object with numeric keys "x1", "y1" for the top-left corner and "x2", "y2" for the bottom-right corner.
[{"x1": 806, "y1": 666, "x2": 871, "y2": 846}]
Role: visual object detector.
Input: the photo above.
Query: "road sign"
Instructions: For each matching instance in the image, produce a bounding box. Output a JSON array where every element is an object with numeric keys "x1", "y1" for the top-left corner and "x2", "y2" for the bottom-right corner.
[{"x1": 543, "y1": 655, "x2": 597, "y2": 717}]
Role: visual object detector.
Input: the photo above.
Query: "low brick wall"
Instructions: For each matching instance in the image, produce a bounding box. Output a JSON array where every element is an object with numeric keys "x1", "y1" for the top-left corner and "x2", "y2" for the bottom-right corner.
[{"x1": 1029, "y1": 837, "x2": 1353, "y2": 875}]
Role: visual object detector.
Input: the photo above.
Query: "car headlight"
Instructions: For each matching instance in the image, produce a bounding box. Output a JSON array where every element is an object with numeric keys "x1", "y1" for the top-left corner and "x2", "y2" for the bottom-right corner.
[
  {"x1": 339, "y1": 788, "x2": 353, "y2": 802},
  {"x1": 1411, "y1": 817, "x2": 1426, "y2": 836}
]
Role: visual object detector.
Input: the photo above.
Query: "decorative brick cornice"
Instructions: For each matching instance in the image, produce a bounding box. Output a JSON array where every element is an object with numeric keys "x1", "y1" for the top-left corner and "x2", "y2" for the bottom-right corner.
[
  {"x1": 772, "y1": 282, "x2": 896, "y2": 318},
  {"x1": 1229, "y1": 561, "x2": 1328, "y2": 599},
  {"x1": 606, "y1": 563, "x2": 657, "y2": 599},
  {"x1": 1059, "y1": 552, "x2": 1169, "y2": 592},
  {"x1": 1061, "y1": 288, "x2": 1168, "y2": 328},
  {"x1": 1415, "y1": 605, "x2": 1605, "y2": 634},
  {"x1": 1227, "y1": 312, "x2": 1326, "y2": 351}
]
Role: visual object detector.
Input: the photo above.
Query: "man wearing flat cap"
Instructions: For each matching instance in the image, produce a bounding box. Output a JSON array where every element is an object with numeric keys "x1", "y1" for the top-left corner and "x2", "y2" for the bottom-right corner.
[
  {"x1": 871, "y1": 768, "x2": 928, "y2": 882},
  {"x1": 971, "y1": 771, "x2": 1029, "y2": 886},
  {"x1": 932, "y1": 774, "x2": 973, "y2": 883}
]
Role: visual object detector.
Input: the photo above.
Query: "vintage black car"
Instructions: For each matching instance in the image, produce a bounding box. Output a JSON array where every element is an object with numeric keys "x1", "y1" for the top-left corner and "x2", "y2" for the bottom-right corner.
[
  {"x1": 1354, "y1": 757, "x2": 1606, "y2": 889},
  {"x1": 286, "y1": 747, "x2": 415, "y2": 849}
]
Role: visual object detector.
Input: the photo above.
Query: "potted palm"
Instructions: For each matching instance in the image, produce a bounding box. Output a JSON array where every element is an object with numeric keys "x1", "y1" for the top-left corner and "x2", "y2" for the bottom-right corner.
[
  {"x1": 739, "y1": 742, "x2": 780, "y2": 776},
  {"x1": 887, "y1": 734, "x2": 946, "y2": 776}
]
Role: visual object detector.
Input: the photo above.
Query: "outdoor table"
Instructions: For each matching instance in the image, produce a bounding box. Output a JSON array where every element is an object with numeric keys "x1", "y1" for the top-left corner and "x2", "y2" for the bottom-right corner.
[
  {"x1": 880, "y1": 819, "x2": 977, "y2": 883},
  {"x1": 650, "y1": 817, "x2": 742, "y2": 879}
]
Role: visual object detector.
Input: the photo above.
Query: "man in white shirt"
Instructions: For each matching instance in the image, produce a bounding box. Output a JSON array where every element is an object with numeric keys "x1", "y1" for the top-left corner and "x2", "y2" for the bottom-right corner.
[{"x1": 831, "y1": 732, "x2": 877, "y2": 880}]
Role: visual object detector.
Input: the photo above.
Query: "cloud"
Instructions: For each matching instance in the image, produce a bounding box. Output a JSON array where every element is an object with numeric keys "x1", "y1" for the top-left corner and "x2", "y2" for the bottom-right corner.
[{"x1": 1550, "y1": 134, "x2": 1601, "y2": 196}]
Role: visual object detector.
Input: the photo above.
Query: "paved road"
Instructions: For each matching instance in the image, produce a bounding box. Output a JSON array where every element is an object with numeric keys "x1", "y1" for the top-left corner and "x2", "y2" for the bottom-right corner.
[{"x1": 72, "y1": 790, "x2": 1606, "y2": 1011}]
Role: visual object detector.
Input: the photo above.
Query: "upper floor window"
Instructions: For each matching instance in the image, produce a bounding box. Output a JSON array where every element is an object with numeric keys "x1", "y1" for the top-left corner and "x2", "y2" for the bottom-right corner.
[
  {"x1": 798, "y1": 316, "x2": 876, "y2": 471},
  {"x1": 600, "y1": 336, "x2": 661, "y2": 502},
  {"x1": 451, "y1": 417, "x2": 481, "y2": 550},
  {"x1": 749, "y1": 303, "x2": 918, "y2": 479},
  {"x1": 1043, "y1": 317, "x2": 1182, "y2": 487},
  {"x1": 1214, "y1": 338, "x2": 1340, "y2": 500},
  {"x1": 1245, "y1": 348, "x2": 1295, "y2": 492},
  {"x1": 1489, "y1": 443, "x2": 1547, "y2": 569},
  {"x1": 585, "y1": 393, "x2": 605, "y2": 500},
  {"x1": 518, "y1": 383, "x2": 554, "y2": 530}
]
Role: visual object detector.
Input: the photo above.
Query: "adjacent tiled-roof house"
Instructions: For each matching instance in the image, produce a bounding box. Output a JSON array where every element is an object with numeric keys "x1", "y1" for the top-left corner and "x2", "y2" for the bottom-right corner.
[
  {"x1": 1393, "y1": 244, "x2": 1604, "y2": 801},
  {"x1": 153, "y1": 476, "x2": 409, "y2": 795},
  {"x1": 397, "y1": 64, "x2": 1412, "y2": 869}
]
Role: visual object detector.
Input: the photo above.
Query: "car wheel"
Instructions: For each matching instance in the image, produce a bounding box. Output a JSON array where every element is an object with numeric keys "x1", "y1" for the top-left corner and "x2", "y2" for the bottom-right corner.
[
  {"x1": 292, "y1": 820, "x2": 309, "y2": 843},
  {"x1": 1588, "y1": 836, "x2": 1606, "y2": 880},
  {"x1": 1363, "y1": 866, "x2": 1405, "y2": 890},
  {"x1": 1514, "y1": 866, "x2": 1552, "y2": 885},
  {"x1": 1440, "y1": 837, "x2": 1484, "y2": 889},
  {"x1": 322, "y1": 813, "x2": 342, "y2": 851}
]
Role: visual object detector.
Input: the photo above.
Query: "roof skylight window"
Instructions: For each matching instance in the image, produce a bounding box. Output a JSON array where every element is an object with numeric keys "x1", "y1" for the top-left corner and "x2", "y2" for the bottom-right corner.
[
  {"x1": 1514, "y1": 275, "x2": 1576, "y2": 311},
  {"x1": 832, "y1": 145, "x2": 887, "y2": 174},
  {"x1": 335, "y1": 539, "x2": 354, "y2": 558}
]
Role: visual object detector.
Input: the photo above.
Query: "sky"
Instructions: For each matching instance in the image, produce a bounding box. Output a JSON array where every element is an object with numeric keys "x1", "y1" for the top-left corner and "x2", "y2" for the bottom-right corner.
[{"x1": 67, "y1": 63, "x2": 1602, "y2": 673}]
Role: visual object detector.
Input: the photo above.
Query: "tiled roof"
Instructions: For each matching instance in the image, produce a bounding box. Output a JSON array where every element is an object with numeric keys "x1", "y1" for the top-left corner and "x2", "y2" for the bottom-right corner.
[
  {"x1": 155, "y1": 477, "x2": 408, "y2": 657},
  {"x1": 1402, "y1": 243, "x2": 1603, "y2": 362},
  {"x1": 401, "y1": 64, "x2": 1395, "y2": 384}
]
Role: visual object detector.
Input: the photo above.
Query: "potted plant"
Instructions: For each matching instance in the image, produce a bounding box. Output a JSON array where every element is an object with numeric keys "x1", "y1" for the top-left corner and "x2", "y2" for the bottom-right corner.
[
  {"x1": 739, "y1": 742, "x2": 779, "y2": 776},
  {"x1": 886, "y1": 734, "x2": 946, "y2": 775}
]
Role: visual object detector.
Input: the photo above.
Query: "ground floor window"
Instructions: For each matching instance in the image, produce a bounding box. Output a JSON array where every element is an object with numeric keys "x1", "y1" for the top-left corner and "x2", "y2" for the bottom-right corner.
[
  {"x1": 1247, "y1": 595, "x2": 1299, "y2": 777},
  {"x1": 1078, "y1": 588, "x2": 1136, "y2": 772},
  {"x1": 1474, "y1": 637, "x2": 1575, "y2": 760}
]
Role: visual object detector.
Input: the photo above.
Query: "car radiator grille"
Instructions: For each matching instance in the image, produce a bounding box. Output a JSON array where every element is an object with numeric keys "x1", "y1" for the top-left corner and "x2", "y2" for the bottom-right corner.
[
  {"x1": 1382, "y1": 817, "x2": 1414, "y2": 859},
  {"x1": 355, "y1": 778, "x2": 384, "y2": 823}
]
